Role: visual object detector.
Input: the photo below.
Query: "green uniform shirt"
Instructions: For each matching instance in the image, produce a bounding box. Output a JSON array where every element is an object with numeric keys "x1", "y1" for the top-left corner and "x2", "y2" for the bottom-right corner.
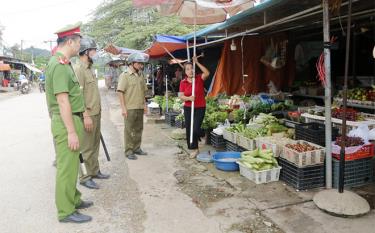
[
  {"x1": 45, "y1": 51, "x2": 85, "y2": 114},
  {"x1": 73, "y1": 60, "x2": 101, "y2": 116},
  {"x1": 117, "y1": 68, "x2": 147, "y2": 110}
]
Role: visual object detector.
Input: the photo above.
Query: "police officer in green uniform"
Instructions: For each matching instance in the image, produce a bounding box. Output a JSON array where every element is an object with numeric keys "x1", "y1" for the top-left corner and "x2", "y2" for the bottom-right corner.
[
  {"x1": 74, "y1": 37, "x2": 110, "y2": 190},
  {"x1": 117, "y1": 52, "x2": 149, "y2": 160},
  {"x1": 45, "y1": 22, "x2": 93, "y2": 223}
]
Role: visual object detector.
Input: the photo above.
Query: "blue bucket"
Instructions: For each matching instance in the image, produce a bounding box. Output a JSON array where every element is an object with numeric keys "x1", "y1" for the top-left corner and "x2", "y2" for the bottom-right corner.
[{"x1": 212, "y1": 152, "x2": 241, "y2": 171}]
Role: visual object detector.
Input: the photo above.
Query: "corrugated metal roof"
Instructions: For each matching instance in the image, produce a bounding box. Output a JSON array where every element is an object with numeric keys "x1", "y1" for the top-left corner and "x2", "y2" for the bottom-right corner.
[{"x1": 184, "y1": 0, "x2": 375, "y2": 42}]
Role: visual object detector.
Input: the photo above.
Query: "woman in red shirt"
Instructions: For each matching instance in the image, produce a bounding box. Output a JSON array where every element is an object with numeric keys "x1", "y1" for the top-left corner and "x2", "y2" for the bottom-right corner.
[{"x1": 179, "y1": 56, "x2": 210, "y2": 158}]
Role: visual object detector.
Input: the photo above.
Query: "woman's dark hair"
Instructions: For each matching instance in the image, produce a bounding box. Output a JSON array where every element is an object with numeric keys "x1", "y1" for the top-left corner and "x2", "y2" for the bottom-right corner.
[
  {"x1": 183, "y1": 62, "x2": 193, "y2": 75},
  {"x1": 184, "y1": 61, "x2": 193, "y2": 67}
]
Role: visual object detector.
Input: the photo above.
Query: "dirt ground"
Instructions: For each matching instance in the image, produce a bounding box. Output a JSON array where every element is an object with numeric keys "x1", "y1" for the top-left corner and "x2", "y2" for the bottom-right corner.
[{"x1": 1, "y1": 82, "x2": 374, "y2": 233}]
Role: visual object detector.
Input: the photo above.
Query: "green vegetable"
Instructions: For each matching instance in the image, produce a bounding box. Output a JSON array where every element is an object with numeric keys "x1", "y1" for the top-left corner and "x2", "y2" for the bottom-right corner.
[
  {"x1": 202, "y1": 111, "x2": 228, "y2": 130},
  {"x1": 239, "y1": 148, "x2": 279, "y2": 171},
  {"x1": 233, "y1": 109, "x2": 246, "y2": 123},
  {"x1": 176, "y1": 113, "x2": 184, "y2": 121}
]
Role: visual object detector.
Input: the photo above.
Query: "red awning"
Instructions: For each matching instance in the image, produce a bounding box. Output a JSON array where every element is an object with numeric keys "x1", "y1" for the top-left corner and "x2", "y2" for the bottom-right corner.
[
  {"x1": 0, "y1": 64, "x2": 11, "y2": 71},
  {"x1": 146, "y1": 35, "x2": 188, "y2": 58}
]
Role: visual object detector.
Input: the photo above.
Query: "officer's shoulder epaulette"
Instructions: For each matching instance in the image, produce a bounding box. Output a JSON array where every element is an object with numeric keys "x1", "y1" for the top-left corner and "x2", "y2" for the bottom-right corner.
[{"x1": 57, "y1": 55, "x2": 70, "y2": 65}]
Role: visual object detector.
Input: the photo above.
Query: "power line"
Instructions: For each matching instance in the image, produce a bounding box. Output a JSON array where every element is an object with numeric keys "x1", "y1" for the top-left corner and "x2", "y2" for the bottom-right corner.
[{"x1": 0, "y1": 0, "x2": 80, "y2": 15}]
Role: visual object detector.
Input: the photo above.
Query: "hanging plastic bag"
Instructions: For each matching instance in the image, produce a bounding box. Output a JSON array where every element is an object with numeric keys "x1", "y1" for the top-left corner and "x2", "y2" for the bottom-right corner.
[
  {"x1": 213, "y1": 120, "x2": 231, "y2": 135},
  {"x1": 348, "y1": 124, "x2": 370, "y2": 143},
  {"x1": 369, "y1": 128, "x2": 375, "y2": 141},
  {"x1": 260, "y1": 39, "x2": 287, "y2": 70}
]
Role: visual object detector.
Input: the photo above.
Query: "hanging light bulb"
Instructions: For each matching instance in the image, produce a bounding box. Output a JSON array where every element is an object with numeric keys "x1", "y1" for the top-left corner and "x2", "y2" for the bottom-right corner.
[{"x1": 230, "y1": 39, "x2": 237, "y2": 51}]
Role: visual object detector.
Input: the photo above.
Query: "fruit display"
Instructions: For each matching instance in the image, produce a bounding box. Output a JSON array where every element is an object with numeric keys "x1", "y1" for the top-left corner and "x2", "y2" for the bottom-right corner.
[
  {"x1": 285, "y1": 142, "x2": 319, "y2": 152},
  {"x1": 335, "y1": 136, "x2": 364, "y2": 147},
  {"x1": 336, "y1": 87, "x2": 375, "y2": 102},
  {"x1": 332, "y1": 108, "x2": 358, "y2": 121},
  {"x1": 288, "y1": 111, "x2": 302, "y2": 122}
]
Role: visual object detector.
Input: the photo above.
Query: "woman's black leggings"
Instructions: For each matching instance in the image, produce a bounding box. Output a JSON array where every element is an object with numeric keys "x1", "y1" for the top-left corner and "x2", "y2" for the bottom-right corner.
[{"x1": 184, "y1": 106, "x2": 206, "y2": 150}]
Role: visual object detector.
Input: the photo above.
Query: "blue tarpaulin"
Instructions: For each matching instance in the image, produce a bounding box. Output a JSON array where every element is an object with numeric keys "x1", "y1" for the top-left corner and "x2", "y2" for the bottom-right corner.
[{"x1": 146, "y1": 35, "x2": 188, "y2": 58}]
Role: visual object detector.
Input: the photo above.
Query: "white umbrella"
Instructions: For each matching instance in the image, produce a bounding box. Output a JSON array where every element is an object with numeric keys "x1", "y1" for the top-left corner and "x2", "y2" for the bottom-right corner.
[
  {"x1": 161, "y1": 0, "x2": 254, "y2": 144},
  {"x1": 133, "y1": 0, "x2": 255, "y2": 143}
]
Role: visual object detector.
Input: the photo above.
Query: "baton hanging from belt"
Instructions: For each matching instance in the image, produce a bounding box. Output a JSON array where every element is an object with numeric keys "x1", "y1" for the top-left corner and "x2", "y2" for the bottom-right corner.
[
  {"x1": 100, "y1": 133, "x2": 111, "y2": 161},
  {"x1": 79, "y1": 153, "x2": 87, "y2": 175}
]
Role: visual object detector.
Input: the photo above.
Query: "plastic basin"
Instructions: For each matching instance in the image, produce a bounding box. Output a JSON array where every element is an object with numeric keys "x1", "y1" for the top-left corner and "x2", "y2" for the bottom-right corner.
[
  {"x1": 212, "y1": 152, "x2": 241, "y2": 171},
  {"x1": 196, "y1": 151, "x2": 215, "y2": 163}
]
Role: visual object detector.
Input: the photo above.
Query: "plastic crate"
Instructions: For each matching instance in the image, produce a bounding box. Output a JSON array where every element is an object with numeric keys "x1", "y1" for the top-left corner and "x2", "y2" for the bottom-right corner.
[
  {"x1": 281, "y1": 140, "x2": 325, "y2": 167},
  {"x1": 332, "y1": 157, "x2": 374, "y2": 188},
  {"x1": 205, "y1": 130, "x2": 212, "y2": 145},
  {"x1": 223, "y1": 129, "x2": 237, "y2": 144},
  {"x1": 237, "y1": 134, "x2": 256, "y2": 150},
  {"x1": 278, "y1": 157, "x2": 325, "y2": 190},
  {"x1": 295, "y1": 122, "x2": 339, "y2": 147},
  {"x1": 165, "y1": 111, "x2": 179, "y2": 127},
  {"x1": 332, "y1": 144, "x2": 375, "y2": 161},
  {"x1": 175, "y1": 119, "x2": 185, "y2": 129},
  {"x1": 256, "y1": 137, "x2": 295, "y2": 157},
  {"x1": 147, "y1": 107, "x2": 160, "y2": 115},
  {"x1": 210, "y1": 132, "x2": 226, "y2": 148},
  {"x1": 282, "y1": 119, "x2": 301, "y2": 128},
  {"x1": 226, "y1": 140, "x2": 245, "y2": 152},
  {"x1": 237, "y1": 162, "x2": 281, "y2": 184}
]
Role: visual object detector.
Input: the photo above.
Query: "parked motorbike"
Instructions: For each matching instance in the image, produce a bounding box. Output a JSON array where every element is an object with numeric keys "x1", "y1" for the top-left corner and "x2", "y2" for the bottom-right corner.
[
  {"x1": 39, "y1": 80, "x2": 45, "y2": 93},
  {"x1": 14, "y1": 79, "x2": 31, "y2": 94}
]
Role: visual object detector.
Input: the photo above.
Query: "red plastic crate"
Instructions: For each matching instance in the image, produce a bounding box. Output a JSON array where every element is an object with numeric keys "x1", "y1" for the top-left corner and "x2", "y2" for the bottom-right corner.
[{"x1": 332, "y1": 144, "x2": 375, "y2": 161}]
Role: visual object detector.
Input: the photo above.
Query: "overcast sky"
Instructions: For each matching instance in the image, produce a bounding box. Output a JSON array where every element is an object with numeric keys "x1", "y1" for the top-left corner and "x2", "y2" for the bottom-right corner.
[{"x1": 0, "y1": 0, "x2": 105, "y2": 51}]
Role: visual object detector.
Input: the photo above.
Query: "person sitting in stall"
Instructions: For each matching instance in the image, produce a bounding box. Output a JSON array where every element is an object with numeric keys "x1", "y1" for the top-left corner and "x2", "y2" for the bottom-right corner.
[
  {"x1": 178, "y1": 56, "x2": 210, "y2": 159},
  {"x1": 171, "y1": 66, "x2": 183, "y2": 92},
  {"x1": 155, "y1": 66, "x2": 164, "y2": 95}
]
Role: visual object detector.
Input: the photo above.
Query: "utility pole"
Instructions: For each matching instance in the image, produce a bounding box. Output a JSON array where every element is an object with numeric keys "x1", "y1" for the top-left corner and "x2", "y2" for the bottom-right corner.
[
  {"x1": 31, "y1": 46, "x2": 35, "y2": 65},
  {"x1": 20, "y1": 39, "x2": 24, "y2": 60},
  {"x1": 44, "y1": 40, "x2": 55, "y2": 54}
]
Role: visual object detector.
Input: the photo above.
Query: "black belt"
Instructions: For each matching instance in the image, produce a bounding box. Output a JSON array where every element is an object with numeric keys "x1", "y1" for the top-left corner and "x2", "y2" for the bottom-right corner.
[{"x1": 73, "y1": 112, "x2": 83, "y2": 118}]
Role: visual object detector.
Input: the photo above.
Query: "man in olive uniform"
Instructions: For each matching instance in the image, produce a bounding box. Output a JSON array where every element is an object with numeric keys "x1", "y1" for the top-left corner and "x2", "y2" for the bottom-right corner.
[
  {"x1": 74, "y1": 37, "x2": 110, "y2": 190},
  {"x1": 117, "y1": 52, "x2": 149, "y2": 160},
  {"x1": 45, "y1": 22, "x2": 93, "y2": 223}
]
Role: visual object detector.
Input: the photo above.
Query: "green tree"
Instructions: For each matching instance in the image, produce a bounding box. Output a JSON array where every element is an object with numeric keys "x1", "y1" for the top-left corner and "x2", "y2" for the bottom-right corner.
[
  {"x1": 84, "y1": 0, "x2": 198, "y2": 50},
  {"x1": 10, "y1": 44, "x2": 21, "y2": 59}
]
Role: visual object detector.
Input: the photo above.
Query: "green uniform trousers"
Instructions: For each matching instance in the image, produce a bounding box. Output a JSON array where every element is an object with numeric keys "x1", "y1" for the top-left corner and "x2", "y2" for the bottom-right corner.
[
  {"x1": 79, "y1": 113, "x2": 101, "y2": 182},
  {"x1": 51, "y1": 114, "x2": 83, "y2": 220},
  {"x1": 124, "y1": 109, "x2": 144, "y2": 156}
]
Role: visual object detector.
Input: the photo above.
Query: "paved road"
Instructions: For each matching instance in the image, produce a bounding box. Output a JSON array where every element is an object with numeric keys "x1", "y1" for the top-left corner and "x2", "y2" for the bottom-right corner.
[
  {"x1": 0, "y1": 90, "x2": 144, "y2": 233},
  {"x1": 0, "y1": 84, "x2": 225, "y2": 233}
]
